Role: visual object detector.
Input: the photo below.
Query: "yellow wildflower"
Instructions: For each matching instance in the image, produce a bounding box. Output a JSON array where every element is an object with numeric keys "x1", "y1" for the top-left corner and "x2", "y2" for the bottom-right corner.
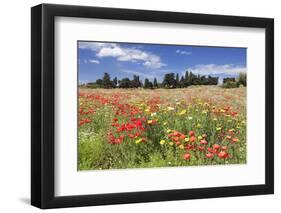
[
  {"x1": 179, "y1": 144, "x2": 184, "y2": 149},
  {"x1": 151, "y1": 112, "x2": 157, "y2": 117},
  {"x1": 167, "y1": 106, "x2": 175, "y2": 111},
  {"x1": 135, "y1": 138, "x2": 142, "y2": 144},
  {"x1": 178, "y1": 109, "x2": 187, "y2": 115},
  {"x1": 147, "y1": 120, "x2": 153, "y2": 124},
  {"x1": 184, "y1": 137, "x2": 190, "y2": 142},
  {"x1": 160, "y1": 140, "x2": 165, "y2": 145},
  {"x1": 202, "y1": 110, "x2": 208, "y2": 114}
]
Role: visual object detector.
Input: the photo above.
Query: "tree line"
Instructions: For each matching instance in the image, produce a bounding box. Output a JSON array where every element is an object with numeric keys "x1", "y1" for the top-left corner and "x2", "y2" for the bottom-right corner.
[
  {"x1": 82, "y1": 71, "x2": 246, "y2": 89},
  {"x1": 221, "y1": 73, "x2": 246, "y2": 88}
]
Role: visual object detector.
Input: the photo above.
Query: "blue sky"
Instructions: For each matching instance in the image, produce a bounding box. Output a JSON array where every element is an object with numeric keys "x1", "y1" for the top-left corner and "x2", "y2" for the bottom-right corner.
[{"x1": 78, "y1": 41, "x2": 246, "y2": 84}]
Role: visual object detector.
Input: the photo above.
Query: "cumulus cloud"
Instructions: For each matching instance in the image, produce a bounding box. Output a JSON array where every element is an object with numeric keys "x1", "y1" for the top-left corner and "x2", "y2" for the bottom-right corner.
[
  {"x1": 176, "y1": 49, "x2": 192, "y2": 55},
  {"x1": 187, "y1": 64, "x2": 246, "y2": 76},
  {"x1": 79, "y1": 42, "x2": 166, "y2": 69},
  {"x1": 88, "y1": 59, "x2": 100, "y2": 64}
]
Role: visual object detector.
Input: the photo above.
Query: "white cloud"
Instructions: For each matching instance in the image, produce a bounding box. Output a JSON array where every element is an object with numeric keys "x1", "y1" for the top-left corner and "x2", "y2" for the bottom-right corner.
[
  {"x1": 79, "y1": 42, "x2": 166, "y2": 69},
  {"x1": 88, "y1": 59, "x2": 100, "y2": 64},
  {"x1": 187, "y1": 64, "x2": 246, "y2": 76},
  {"x1": 176, "y1": 49, "x2": 192, "y2": 55}
]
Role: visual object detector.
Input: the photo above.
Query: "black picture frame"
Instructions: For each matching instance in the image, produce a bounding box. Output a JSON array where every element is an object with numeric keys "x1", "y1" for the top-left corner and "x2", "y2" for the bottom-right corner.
[{"x1": 31, "y1": 3, "x2": 274, "y2": 209}]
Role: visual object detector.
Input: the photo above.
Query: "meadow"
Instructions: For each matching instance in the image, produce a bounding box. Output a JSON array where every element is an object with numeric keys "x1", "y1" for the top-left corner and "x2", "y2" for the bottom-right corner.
[{"x1": 78, "y1": 86, "x2": 246, "y2": 170}]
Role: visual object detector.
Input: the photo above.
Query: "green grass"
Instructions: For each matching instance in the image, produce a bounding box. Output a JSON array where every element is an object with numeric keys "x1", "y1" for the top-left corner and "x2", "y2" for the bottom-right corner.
[{"x1": 78, "y1": 86, "x2": 246, "y2": 170}]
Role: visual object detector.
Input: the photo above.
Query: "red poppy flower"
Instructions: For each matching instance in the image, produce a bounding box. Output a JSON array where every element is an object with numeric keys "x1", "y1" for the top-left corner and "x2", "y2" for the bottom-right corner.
[
  {"x1": 221, "y1": 146, "x2": 227, "y2": 150},
  {"x1": 172, "y1": 137, "x2": 180, "y2": 142},
  {"x1": 176, "y1": 141, "x2": 181, "y2": 146},
  {"x1": 168, "y1": 133, "x2": 174, "y2": 138},
  {"x1": 172, "y1": 131, "x2": 181, "y2": 137},
  {"x1": 114, "y1": 138, "x2": 122, "y2": 144},
  {"x1": 228, "y1": 129, "x2": 235, "y2": 135},
  {"x1": 189, "y1": 131, "x2": 195, "y2": 137},
  {"x1": 213, "y1": 144, "x2": 220, "y2": 150},
  {"x1": 189, "y1": 136, "x2": 196, "y2": 142},
  {"x1": 232, "y1": 138, "x2": 239, "y2": 143},
  {"x1": 183, "y1": 153, "x2": 191, "y2": 160},
  {"x1": 198, "y1": 146, "x2": 205, "y2": 151},
  {"x1": 200, "y1": 139, "x2": 208, "y2": 145},
  {"x1": 206, "y1": 153, "x2": 214, "y2": 159},
  {"x1": 231, "y1": 111, "x2": 238, "y2": 117},
  {"x1": 135, "y1": 119, "x2": 143, "y2": 127},
  {"x1": 128, "y1": 133, "x2": 135, "y2": 139},
  {"x1": 84, "y1": 118, "x2": 91, "y2": 123},
  {"x1": 185, "y1": 145, "x2": 194, "y2": 150},
  {"x1": 218, "y1": 151, "x2": 228, "y2": 159},
  {"x1": 179, "y1": 134, "x2": 186, "y2": 140},
  {"x1": 207, "y1": 147, "x2": 214, "y2": 153}
]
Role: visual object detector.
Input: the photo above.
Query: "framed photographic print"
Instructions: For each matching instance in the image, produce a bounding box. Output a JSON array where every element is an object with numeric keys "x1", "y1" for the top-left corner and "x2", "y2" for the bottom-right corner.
[{"x1": 31, "y1": 3, "x2": 274, "y2": 209}]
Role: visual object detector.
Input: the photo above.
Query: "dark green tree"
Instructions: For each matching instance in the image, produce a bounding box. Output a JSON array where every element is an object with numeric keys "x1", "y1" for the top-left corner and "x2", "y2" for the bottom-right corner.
[
  {"x1": 96, "y1": 79, "x2": 103, "y2": 87},
  {"x1": 102, "y1": 72, "x2": 113, "y2": 88},
  {"x1": 189, "y1": 71, "x2": 194, "y2": 84},
  {"x1": 207, "y1": 76, "x2": 219, "y2": 85},
  {"x1": 185, "y1": 71, "x2": 189, "y2": 81},
  {"x1": 179, "y1": 76, "x2": 185, "y2": 88},
  {"x1": 153, "y1": 78, "x2": 158, "y2": 88},
  {"x1": 175, "y1": 73, "x2": 179, "y2": 87},
  {"x1": 223, "y1": 77, "x2": 236, "y2": 84},
  {"x1": 238, "y1": 73, "x2": 247, "y2": 86},
  {"x1": 132, "y1": 75, "x2": 142, "y2": 88},
  {"x1": 162, "y1": 73, "x2": 176, "y2": 88},
  {"x1": 113, "y1": 77, "x2": 118, "y2": 88},
  {"x1": 144, "y1": 78, "x2": 153, "y2": 89},
  {"x1": 118, "y1": 78, "x2": 132, "y2": 88},
  {"x1": 184, "y1": 71, "x2": 190, "y2": 87}
]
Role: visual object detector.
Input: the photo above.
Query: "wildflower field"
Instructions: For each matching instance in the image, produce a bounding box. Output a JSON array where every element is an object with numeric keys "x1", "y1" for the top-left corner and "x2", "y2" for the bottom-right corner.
[{"x1": 78, "y1": 86, "x2": 246, "y2": 170}]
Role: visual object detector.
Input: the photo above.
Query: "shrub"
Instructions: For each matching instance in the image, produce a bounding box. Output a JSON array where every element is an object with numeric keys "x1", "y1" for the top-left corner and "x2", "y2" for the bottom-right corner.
[{"x1": 221, "y1": 81, "x2": 240, "y2": 88}]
